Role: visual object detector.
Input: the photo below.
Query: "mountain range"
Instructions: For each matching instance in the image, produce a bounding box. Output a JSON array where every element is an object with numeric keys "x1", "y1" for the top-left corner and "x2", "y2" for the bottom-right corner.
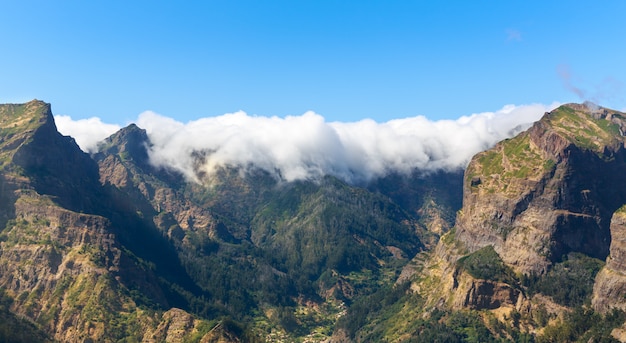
[{"x1": 1, "y1": 100, "x2": 626, "y2": 342}]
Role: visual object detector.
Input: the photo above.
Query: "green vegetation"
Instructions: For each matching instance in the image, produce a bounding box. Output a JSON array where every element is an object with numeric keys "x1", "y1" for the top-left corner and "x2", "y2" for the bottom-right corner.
[
  {"x1": 0, "y1": 102, "x2": 49, "y2": 170},
  {"x1": 502, "y1": 134, "x2": 546, "y2": 179},
  {"x1": 337, "y1": 283, "x2": 524, "y2": 342},
  {"x1": 548, "y1": 105, "x2": 623, "y2": 152},
  {"x1": 477, "y1": 150, "x2": 504, "y2": 177},
  {"x1": 538, "y1": 307, "x2": 624, "y2": 343},
  {"x1": 5, "y1": 100, "x2": 626, "y2": 341},
  {"x1": 337, "y1": 251, "x2": 618, "y2": 342},
  {"x1": 336, "y1": 281, "x2": 414, "y2": 340},
  {"x1": 0, "y1": 288, "x2": 53, "y2": 342},
  {"x1": 468, "y1": 132, "x2": 554, "y2": 196},
  {"x1": 457, "y1": 246, "x2": 517, "y2": 284},
  {"x1": 525, "y1": 252, "x2": 604, "y2": 307}
]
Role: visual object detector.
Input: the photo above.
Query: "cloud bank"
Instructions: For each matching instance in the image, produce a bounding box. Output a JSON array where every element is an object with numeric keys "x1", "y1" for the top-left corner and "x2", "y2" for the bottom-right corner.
[
  {"x1": 55, "y1": 115, "x2": 121, "y2": 153},
  {"x1": 56, "y1": 103, "x2": 559, "y2": 184},
  {"x1": 134, "y1": 103, "x2": 559, "y2": 182}
]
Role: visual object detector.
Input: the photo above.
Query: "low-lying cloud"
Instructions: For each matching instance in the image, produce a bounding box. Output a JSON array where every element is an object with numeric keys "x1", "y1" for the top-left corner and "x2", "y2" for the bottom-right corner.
[
  {"x1": 56, "y1": 103, "x2": 559, "y2": 184},
  {"x1": 55, "y1": 115, "x2": 121, "y2": 153}
]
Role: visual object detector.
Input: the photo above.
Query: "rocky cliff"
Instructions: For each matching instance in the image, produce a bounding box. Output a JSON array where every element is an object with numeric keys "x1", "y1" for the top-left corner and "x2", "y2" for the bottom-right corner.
[
  {"x1": 456, "y1": 102, "x2": 626, "y2": 274},
  {"x1": 6, "y1": 100, "x2": 626, "y2": 342},
  {"x1": 593, "y1": 205, "x2": 626, "y2": 313},
  {"x1": 0, "y1": 101, "x2": 222, "y2": 342},
  {"x1": 355, "y1": 103, "x2": 626, "y2": 342},
  {"x1": 0, "y1": 100, "x2": 464, "y2": 342}
]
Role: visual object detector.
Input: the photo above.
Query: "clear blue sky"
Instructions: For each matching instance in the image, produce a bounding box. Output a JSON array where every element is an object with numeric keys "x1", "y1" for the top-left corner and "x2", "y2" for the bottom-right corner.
[{"x1": 1, "y1": 1, "x2": 625, "y2": 123}]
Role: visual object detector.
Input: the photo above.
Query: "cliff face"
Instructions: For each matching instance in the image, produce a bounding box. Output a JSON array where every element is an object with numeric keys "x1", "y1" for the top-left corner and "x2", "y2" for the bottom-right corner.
[
  {"x1": 0, "y1": 100, "x2": 456, "y2": 342},
  {"x1": 0, "y1": 101, "x2": 220, "y2": 342},
  {"x1": 7, "y1": 101, "x2": 103, "y2": 213},
  {"x1": 93, "y1": 121, "x2": 431, "y2": 307},
  {"x1": 338, "y1": 104, "x2": 626, "y2": 342},
  {"x1": 593, "y1": 205, "x2": 626, "y2": 313},
  {"x1": 9, "y1": 99, "x2": 626, "y2": 342},
  {"x1": 383, "y1": 103, "x2": 626, "y2": 341},
  {"x1": 456, "y1": 103, "x2": 626, "y2": 274}
]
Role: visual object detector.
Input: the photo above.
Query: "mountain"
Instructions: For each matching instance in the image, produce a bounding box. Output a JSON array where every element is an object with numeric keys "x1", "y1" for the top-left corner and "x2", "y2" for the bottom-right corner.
[
  {"x1": 0, "y1": 101, "x2": 235, "y2": 342},
  {"x1": 457, "y1": 102, "x2": 626, "y2": 273},
  {"x1": 92, "y1": 113, "x2": 463, "y2": 339},
  {"x1": 4, "y1": 100, "x2": 626, "y2": 342},
  {"x1": 334, "y1": 103, "x2": 626, "y2": 342},
  {"x1": 0, "y1": 100, "x2": 462, "y2": 342}
]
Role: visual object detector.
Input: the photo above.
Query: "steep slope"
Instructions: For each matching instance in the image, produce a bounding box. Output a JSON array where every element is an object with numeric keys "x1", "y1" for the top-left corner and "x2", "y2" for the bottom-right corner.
[
  {"x1": 0, "y1": 101, "x2": 223, "y2": 342},
  {"x1": 443, "y1": 103, "x2": 626, "y2": 328},
  {"x1": 16, "y1": 99, "x2": 621, "y2": 342},
  {"x1": 335, "y1": 103, "x2": 626, "y2": 342},
  {"x1": 592, "y1": 204, "x2": 626, "y2": 343},
  {"x1": 593, "y1": 205, "x2": 626, "y2": 313},
  {"x1": 92, "y1": 120, "x2": 466, "y2": 340},
  {"x1": 408, "y1": 103, "x2": 626, "y2": 314},
  {"x1": 367, "y1": 170, "x2": 463, "y2": 236},
  {"x1": 457, "y1": 102, "x2": 626, "y2": 274}
]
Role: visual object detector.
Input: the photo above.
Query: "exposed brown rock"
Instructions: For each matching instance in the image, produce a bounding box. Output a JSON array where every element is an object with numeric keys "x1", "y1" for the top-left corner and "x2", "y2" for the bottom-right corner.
[
  {"x1": 593, "y1": 206, "x2": 626, "y2": 313},
  {"x1": 414, "y1": 104, "x2": 626, "y2": 325},
  {"x1": 456, "y1": 104, "x2": 626, "y2": 275},
  {"x1": 146, "y1": 308, "x2": 197, "y2": 343},
  {"x1": 452, "y1": 273, "x2": 521, "y2": 310},
  {"x1": 94, "y1": 124, "x2": 223, "y2": 245},
  {"x1": 0, "y1": 101, "x2": 209, "y2": 342}
]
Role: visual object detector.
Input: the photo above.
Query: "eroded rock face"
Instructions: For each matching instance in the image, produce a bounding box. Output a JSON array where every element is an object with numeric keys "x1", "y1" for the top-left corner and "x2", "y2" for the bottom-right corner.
[
  {"x1": 94, "y1": 124, "x2": 224, "y2": 244},
  {"x1": 0, "y1": 101, "x2": 211, "y2": 342},
  {"x1": 144, "y1": 308, "x2": 243, "y2": 343},
  {"x1": 453, "y1": 274, "x2": 521, "y2": 310},
  {"x1": 9, "y1": 101, "x2": 104, "y2": 214},
  {"x1": 146, "y1": 308, "x2": 197, "y2": 343},
  {"x1": 412, "y1": 104, "x2": 626, "y2": 322},
  {"x1": 455, "y1": 104, "x2": 626, "y2": 275},
  {"x1": 593, "y1": 207, "x2": 626, "y2": 313}
]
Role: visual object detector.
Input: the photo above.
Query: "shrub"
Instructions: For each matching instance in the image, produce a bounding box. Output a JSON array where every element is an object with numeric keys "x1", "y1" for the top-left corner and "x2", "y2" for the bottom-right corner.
[{"x1": 457, "y1": 246, "x2": 517, "y2": 284}]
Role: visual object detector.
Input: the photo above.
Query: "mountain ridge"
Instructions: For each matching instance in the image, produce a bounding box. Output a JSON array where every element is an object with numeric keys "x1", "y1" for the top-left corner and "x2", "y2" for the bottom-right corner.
[
  {"x1": 0, "y1": 101, "x2": 230, "y2": 342},
  {"x1": 3, "y1": 100, "x2": 626, "y2": 342},
  {"x1": 352, "y1": 102, "x2": 626, "y2": 342}
]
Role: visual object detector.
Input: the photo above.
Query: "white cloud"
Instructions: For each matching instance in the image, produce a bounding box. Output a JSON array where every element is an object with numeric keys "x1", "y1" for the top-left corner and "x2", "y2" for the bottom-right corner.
[
  {"x1": 137, "y1": 102, "x2": 559, "y2": 183},
  {"x1": 54, "y1": 103, "x2": 559, "y2": 183},
  {"x1": 54, "y1": 115, "x2": 121, "y2": 153}
]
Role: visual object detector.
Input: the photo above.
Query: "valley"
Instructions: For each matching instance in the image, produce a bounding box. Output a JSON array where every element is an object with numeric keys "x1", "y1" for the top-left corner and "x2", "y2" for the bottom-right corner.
[{"x1": 1, "y1": 100, "x2": 626, "y2": 342}]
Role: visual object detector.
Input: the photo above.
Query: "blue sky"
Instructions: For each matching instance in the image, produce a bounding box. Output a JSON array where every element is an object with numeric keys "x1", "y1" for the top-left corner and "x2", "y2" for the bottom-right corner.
[{"x1": 1, "y1": 1, "x2": 625, "y2": 123}]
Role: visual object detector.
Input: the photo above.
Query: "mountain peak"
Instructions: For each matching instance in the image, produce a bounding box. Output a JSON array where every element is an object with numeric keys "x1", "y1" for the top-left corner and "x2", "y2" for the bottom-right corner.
[
  {"x1": 0, "y1": 100, "x2": 102, "y2": 212},
  {"x1": 97, "y1": 123, "x2": 151, "y2": 167},
  {"x1": 456, "y1": 102, "x2": 626, "y2": 274},
  {"x1": 0, "y1": 100, "x2": 58, "y2": 171},
  {"x1": 0, "y1": 99, "x2": 53, "y2": 128},
  {"x1": 542, "y1": 103, "x2": 626, "y2": 154}
]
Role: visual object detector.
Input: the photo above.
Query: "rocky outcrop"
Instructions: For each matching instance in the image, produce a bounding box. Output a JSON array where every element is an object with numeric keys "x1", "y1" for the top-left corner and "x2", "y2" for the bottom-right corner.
[
  {"x1": 144, "y1": 308, "x2": 243, "y2": 343},
  {"x1": 9, "y1": 101, "x2": 104, "y2": 213},
  {"x1": 94, "y1": 124, "x2": 222, "y2": 243},
  {"x1": 0, "y1": 101, "x2": 213, "y2": 342},
  {"x1": 593, "y1": 206, "x2": 626, "y2": 313},
  {"x1": 456, "y1": 103, "x2": 626, "y2": 275},
  {"x1": 411, "y1": 104, "x2": 626, "y2": 328},
  {"x1": 452, "y1": 274, "x2": 521, "y2": 310}
]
